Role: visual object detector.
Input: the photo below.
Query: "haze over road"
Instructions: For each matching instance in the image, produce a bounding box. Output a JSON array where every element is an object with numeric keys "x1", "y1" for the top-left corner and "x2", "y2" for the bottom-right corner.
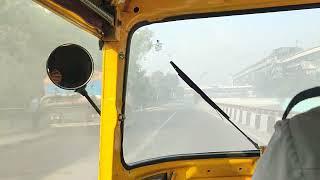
[
  {"x1": 124, "y1": 103, "x2": 256, "y2": 164},
  {"x1": 0, "y1": 127, "x2": 99, "y2": 180},
  {"x1": 0, "y1": 103, "x2": 258, "y2": 179}
]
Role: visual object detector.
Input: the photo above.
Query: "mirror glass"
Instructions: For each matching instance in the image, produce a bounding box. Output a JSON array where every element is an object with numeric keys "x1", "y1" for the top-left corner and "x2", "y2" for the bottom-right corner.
[{"x1": 47, "y1": 44, "x2": 93, "y2": 90}]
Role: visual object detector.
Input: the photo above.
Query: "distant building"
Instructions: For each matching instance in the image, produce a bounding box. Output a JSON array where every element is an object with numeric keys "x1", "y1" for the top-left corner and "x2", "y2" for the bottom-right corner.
[
  {"x1": 184, "y1": 85, "x2": 254, "y2": 98},
  {"x1": 232, "y1": 46, "x2": 320, "y2": 86},
  {"x1": 230, "y1": 46, "x2": 320, "y2": 98}
]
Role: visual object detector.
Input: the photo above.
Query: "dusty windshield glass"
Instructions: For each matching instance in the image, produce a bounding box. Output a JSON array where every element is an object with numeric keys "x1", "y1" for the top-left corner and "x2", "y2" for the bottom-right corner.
[
  {"x1": 124, "y1": 8, "x2": 320, "y2": 164},
  {"x1": 0, "y1": 2, "x2": 101, "y2": 179}
]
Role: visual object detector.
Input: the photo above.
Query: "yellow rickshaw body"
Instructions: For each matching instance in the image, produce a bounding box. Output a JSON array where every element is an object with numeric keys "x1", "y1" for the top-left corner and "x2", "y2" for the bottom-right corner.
[{"x1": 33, "y1": 0, "x2": 320, "y2": 179}]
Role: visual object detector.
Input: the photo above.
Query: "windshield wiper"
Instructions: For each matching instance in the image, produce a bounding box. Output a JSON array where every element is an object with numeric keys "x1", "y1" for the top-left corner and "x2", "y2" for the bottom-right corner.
[{"x1": 170, "y1": 61, "x2": 259, "y2": 150}]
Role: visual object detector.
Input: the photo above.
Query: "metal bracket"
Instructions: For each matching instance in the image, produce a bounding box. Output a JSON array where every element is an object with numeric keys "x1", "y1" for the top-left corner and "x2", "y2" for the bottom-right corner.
[
  {"x1": 99, "y1": 40, "x2": 104, "y2": 50},
  {"x1": 79, "y1": 0, "x2": 115, "y2": 27},
  {"x1": 118, "y1": 114, "x2": 126, "y2": 122},
  {"x1": 118, "y1": 52, "x2": 125, "y2": 60}
]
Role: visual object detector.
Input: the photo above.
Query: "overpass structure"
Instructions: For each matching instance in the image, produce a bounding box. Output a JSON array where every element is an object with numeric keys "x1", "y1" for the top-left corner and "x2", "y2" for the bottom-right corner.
[
  {"x1": 233, "y1": 46, "x2": 320, "y2": 86},
  {"x1": 194, "y1": 46, "x2": 320, "y2": 144}
]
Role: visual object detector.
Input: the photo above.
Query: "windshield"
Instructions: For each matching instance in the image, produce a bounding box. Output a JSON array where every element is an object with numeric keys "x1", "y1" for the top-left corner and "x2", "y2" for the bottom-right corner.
[
  {"x1": 0, "y1": 2, "x2": 101, "y2": 179},
  {"x1": 123, "y1": 8, "x2": 320, "y2": 164}
]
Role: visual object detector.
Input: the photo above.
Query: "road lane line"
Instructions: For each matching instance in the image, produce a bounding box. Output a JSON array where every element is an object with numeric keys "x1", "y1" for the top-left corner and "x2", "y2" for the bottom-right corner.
[
  {"x1": 207, "y1": 111, "x2": 231, "y2": 125},
  {"x1": 51, "y1": 122, "x2": 100, "y2": 128},
  {"x1": 126, "y1": 112, "x2": 177, "y2": 162}
]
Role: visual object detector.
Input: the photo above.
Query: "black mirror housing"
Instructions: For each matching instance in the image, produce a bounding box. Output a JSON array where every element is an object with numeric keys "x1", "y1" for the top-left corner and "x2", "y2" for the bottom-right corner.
[{"x1": 47, "y1": 44, "x2": 94, "y2": 90}]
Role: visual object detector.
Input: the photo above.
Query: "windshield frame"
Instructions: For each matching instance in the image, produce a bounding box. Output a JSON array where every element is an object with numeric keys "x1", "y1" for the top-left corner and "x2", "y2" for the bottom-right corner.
[{"x1": 121, "y1": 3, "x2": 320, "y2": 170}]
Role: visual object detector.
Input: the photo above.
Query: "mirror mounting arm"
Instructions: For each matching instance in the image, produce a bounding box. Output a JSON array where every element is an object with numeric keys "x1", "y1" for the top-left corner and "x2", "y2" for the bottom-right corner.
[
  {"x1": 75, "y1": 85, "x2": 101, "y2": 116},
  {"x1": 47, "y1": 44, "x2": 100, "y2": 116}
]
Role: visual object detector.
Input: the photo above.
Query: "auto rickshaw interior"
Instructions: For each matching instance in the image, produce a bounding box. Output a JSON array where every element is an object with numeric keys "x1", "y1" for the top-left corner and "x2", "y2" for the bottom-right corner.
[{"x1": 1, "y1": 0, "x2": 320, "y2": 179}]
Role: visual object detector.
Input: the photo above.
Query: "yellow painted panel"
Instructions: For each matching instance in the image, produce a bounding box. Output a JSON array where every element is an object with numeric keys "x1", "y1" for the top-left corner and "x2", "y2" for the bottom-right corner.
[
  {"x1": 98, "y1": 40, "x2": 128, "y2": 180},
  {"x1": 121, "y1": 0, "x2": 320, "y2": 31},
  {"x1": 99, "y1": 44, "x2": 119, "y2": 180},
  {"x1": 127, "y1": 158, "x2": 258, "y2": 180},
  {"x1": 33, "y1": 0, "x2": 103, "y2": 38}
]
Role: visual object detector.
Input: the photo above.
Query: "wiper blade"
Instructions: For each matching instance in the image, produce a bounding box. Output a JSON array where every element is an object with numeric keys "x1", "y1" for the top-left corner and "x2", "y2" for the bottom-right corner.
[{"x1": 170, "y1": 61, "x2": 259, "y2": 150}]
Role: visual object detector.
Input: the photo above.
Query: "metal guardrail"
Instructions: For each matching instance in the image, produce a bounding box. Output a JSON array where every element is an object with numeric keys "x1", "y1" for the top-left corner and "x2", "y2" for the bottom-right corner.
[
  {"x1": 218, "y1": 103, "x2": 296, "y2": 133},
  {"x1": 0, "y1": 97, "x2": 101, "y2": 135}
]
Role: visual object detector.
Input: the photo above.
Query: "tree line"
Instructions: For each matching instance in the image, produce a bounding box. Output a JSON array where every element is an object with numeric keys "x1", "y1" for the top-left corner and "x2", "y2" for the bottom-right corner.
[
  {"x1": 1, "y1": 1, "x2": 182, "y2": 109},
  {"x1": 0, "y1": 1, "x2": 101, "y2": 107},
  {"x1": 126, "y1": 29, "x2": 183, "y2": 110}
]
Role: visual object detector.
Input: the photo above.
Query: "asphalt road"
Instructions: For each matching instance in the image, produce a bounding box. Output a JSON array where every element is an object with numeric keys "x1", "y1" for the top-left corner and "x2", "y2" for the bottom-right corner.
[
  {"x1": 0, "y1": 103, "x2": 257, "y2": 179},
  {"x1": 0, "y1": 126, "x2": 100, "y2": 180},
  {"x1": 123, "y1": 104, "x2": 256, "y2": 164}
]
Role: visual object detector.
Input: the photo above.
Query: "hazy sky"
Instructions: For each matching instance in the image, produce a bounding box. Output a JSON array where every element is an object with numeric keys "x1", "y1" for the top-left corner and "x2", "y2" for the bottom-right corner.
[{"x1": 134, "y1": 8, "x2": 320, "y2": 86}]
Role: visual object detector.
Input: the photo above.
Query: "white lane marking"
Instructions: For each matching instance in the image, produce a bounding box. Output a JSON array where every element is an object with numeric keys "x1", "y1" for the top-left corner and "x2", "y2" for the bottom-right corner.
[
  {"x1": 51, "y1": 122, "x2": 99, "y2": 128},
  {"x1": 126, "y1": 112, "x2": 177, "y2": 161},
  {"x1": 208, "y1": 111, "x2": 231, "y2": 125},
  {"x1": 133, "y1": 106, "x2": 166, "y2": 112}
]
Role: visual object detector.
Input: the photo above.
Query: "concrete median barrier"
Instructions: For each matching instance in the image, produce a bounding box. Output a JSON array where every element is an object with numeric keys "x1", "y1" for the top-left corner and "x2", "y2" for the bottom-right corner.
[
  {"x1": 195, "y1": 101, "x2": 293, "y2": 144},
  {"x1": 217, "y1": 103, "x2": 287, "y2": 133}
]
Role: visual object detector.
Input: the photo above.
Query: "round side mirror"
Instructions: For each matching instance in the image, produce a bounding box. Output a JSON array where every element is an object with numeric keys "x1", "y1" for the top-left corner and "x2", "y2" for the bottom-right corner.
[{"x1": 46, "y1": 44, "x2": 94, "y2": 90}]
